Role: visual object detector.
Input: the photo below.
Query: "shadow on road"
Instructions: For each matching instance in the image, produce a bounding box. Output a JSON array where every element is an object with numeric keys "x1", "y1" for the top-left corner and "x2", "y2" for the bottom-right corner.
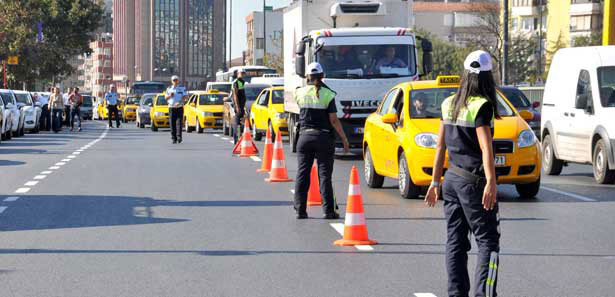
[{"x1": 0, "y1": 160, "x2": 27, "y2": 166}]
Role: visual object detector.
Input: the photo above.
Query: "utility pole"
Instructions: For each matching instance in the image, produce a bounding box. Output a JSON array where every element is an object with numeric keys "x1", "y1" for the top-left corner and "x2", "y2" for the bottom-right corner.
[
  {"x1": 537, "y1": 0, "x2": 544, "y2": 80},
  {"x1": 229, "y1": 0, "x2": 232, "y2": 69},
  {"x1": 263, "y1": 0, "x2": 266, "y2": 66},
  {"x1": 502, "y1": 0, "x2": 509, "y2": 85}
]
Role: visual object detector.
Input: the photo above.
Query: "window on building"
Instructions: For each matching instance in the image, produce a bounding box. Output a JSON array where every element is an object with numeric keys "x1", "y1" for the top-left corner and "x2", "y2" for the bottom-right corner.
[
  {"x1": 104, "y1": 60, "x2": 111, "y2": 68},
  {"x1": 256, "y1": 38, "x2": 264, "y2": 50},
  {"x1": 104, "y1": 48, "x2": 111, "y2": 56},
  {"x1": 570, "y1": 15, "x2": 591, "y2": 32},
  {"x1": 522, "y1": 17, "x2": 534, "y2": 31},
  {"x1": 512, "y1": 18, "x2": 519, "y2": 31},
  {"x1": 187, "y1": 0, "x2": 215, "y2": 76}
]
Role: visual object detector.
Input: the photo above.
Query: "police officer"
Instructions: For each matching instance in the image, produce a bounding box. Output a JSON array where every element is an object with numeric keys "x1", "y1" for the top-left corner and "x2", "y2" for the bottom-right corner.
[
  {"x1": 425, "y1": 50, "x2": 500, "y2": 297},
  {"x1": 293, "y1": 62, "x2": 349, "y2": 220},
  {"x1": 231, "y1": 69, "x2": 247, "y2": 144},
  {"x1": 166, "y1": 75, "x2": 188, "y2": 144},
  {"x1": 105, "y1": 85, "x2": 121, "y2": 128}
]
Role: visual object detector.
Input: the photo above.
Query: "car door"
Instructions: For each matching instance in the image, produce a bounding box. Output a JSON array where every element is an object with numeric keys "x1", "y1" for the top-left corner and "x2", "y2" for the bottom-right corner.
[
  {"x1": 382, "y1": 88, "x2": 405, "y2": 175},
  {"x1": 186, "y1": 95, "x2": 195, "y2": 125},
  {"x1": 559, "y1": 70, "x2": 593, "y2": 162},
  {"x1": 371, "y1": 88, "x2": 399, "y2": 175},
  {"x1": 573, "y1": 69, "x2": 600, "y2": 162},
  {"x1": 254, "y1": 90, "x2": 269, "y2": 130}
]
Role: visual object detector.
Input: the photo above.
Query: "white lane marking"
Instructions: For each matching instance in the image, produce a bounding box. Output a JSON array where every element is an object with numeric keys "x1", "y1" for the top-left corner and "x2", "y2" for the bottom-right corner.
[
  {"x1": 4, "y1": 197, "x2": 19, "y2": 202},
  {"x1": 15, "y1": 188, "x2": 30, "y2": 194},
  {"x1": 355, "y1": 245, "x2": 374, "y2": 251},
  {"x1": 221, "y1": 137, "x2": 229, "y2": 140},
  {"x1": 73, "y1": 152, "x2": 81, "y2": 155},
  {"x1": 229, "y1": 141, "x2": 234, "y2": 144},
  {"x1": 49, "y1": 166, "x2": 60, "y2": 170},
  {"x1": 24, "y1": 181, "x2": 38, "y2": 186},
  {"x1": 214, "y1": 134, "x2": 220, "y2": 137},
  {"x1": 67, "y1": 155, "x2": 76, "y2": 159},
  {"x1": 541, "y1": 186, "x2": 597, "y2": 202},
  {"x1": 76, "y1": 150, "x2": 84, "y2": 152},
  {"x1": 61, "y1": 159, "x2": 71, "y2": 162},
  {"x1": 250, "y1": 156, "x2": 261, "y2": 162},
  {"x1": 0, "y1": 207, "x2": 7, "y2": 214},
  {"x1": 40, "y1": 171, "x2": 52, "y2": 175},
  {"x1": 414, "y1": 294, "x2": 438, "y2": 297},
  {"x1": 329, "y1": 223, "x2": 374, "y2": 251},
  {"x1": 55, "y1": 162, "x2": 65, "y2": 166},
  {"x1": 34, "y1": 175, "x2": 47, "y2": 180}
]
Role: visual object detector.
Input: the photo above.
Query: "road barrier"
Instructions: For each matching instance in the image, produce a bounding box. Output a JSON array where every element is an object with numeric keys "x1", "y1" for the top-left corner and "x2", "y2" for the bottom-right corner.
[
  {"x1": 232, "y1": 118, "x2": 259, "y2": 157},
  {"x1": 334, "y1": 166, "x2": 377, "y2": 246},
  {"x1": 307, "y1": 163, "x2": 322, "y2": 206},
  {"x1": 257, "y1": 126, "x2": 274, "y2": 173},
  {"x1": 265, "y1": 130, "x2": 293, "y2": 183}
]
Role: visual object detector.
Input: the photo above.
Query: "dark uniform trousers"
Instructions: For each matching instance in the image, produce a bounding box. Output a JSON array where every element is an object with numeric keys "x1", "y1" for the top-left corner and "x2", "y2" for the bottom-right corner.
[
  {"x1": 294, "y1": 131, "x2": 336, "y2": 215},
  {"x1": 107, "y1": 105, "x2": 120, "y2": 127},
  {"x1": 170, "y1": 107, "x2": 183, "y2": 141},
  {"x1": 443, "y1": 171, "x2": 500, "y2": 297},
  {"x1": 234, "y1": 107, "x2": 245, "y2": 143}
]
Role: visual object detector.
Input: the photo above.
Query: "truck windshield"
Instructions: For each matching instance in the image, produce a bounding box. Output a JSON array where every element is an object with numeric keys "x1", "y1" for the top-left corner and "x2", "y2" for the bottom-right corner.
[
  {"x1": 409, "y1": 88, "x2": 514, "y2": 119},
  {"x1": 598, "y1": 66, "x2": 615, "y2": 107},
  {"x1": 318, "y1": 44, "x2": 416, "y2": 79}
]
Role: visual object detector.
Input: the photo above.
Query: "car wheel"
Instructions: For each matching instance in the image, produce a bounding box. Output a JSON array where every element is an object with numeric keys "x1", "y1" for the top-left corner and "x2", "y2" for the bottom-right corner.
[
  {"x1": 364, "y1": 147, "x2": 384, "y2": 188},
  {"x1": 289, "y1": 116, "x2": 298, "y2": 153},
  {"x1": 515, "y1": 178, "x2": 540, "y2": 198},
  {"x1": 140, "y1": 121, "x2": 145, "y2": 129},
  {"x1": 151, "y1": 122, "x2": 158, "y2": 132},
  {"x1": 593, "y1": 139, "x2": 615, "y2": 184},
  {"x1": 269, "y1": 121, "x2": 276, "y2": 143},
  {"x1": 399, "y1": 152, "x2": 420, "y2": 199},
  {"x1": 196, "y1": 117, "x2": 204, "y2": 133},
  {"x1": 20, "y1": 125, "x2": 25, "y2": 136},
  {"x1": 223, "y1": 119, "x2": 229, "y2": 136},
  {"x1": 185, "y1": 118, "x2": 192, "y2": 133},
  {"x1": 7, "y1": 129, "x2": 12, "y2": 140},
  {"x1": 252, "y1": 120, "x2": 262, "y2": 141},
  {"x1": 542, "y1": 134, "x2": 563, "y2": 175}
]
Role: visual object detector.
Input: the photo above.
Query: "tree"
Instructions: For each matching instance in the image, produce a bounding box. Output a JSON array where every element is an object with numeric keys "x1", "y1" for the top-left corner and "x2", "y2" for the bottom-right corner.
[
  {"x1": 0, "y1": 0, "x2": 104, "y2": 89},
  {"x1": 414, "y1": 28, "x2": 472, "y2": 78},
  {"x1": 572, "y1": 31, "x2": 602, "y2": 47},
  {"x1": 469, "y1": 2, "x2": 503, "y2": 83},
  {"x1": 263, "y1": 53, "x2": 283, "y2": 75},
  {"x1": 508, "y1": 34, "x2": 538, "y2": 85}
]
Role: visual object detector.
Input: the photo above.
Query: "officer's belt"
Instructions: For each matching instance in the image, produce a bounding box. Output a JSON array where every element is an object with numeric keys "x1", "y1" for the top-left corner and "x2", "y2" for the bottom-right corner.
[
  {"x1": 448, "y1": 163, "x2": 485, "y2": 184},
  {"x1": 300, "y1": 128, "x2": 331, "y2": 134}
]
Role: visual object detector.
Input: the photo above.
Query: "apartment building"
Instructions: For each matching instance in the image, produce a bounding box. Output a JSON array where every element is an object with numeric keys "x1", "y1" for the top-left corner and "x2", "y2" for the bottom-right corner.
[{"x1": 245, "y1": 9, "x2": 283, "y2": 66}]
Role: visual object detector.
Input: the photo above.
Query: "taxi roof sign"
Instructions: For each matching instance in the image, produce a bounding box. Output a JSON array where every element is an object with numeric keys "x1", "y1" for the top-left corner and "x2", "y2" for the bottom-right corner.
[{"x1": 437, "y1": 76, "x2": 460, "y2": 85}]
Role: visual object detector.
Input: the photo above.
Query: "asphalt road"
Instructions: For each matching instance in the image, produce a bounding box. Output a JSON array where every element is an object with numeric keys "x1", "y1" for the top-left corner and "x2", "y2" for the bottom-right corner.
[{"x1": 1, "y1": 121, "x2": 614, "y2": 297}]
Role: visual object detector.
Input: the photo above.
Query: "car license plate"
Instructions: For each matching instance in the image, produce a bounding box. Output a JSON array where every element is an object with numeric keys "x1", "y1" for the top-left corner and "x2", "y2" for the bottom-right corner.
[
  {"x1": 495, "y1": 155, "x2": 506, "y2": 166},
  {"x1": 354, "y1": 127, "x2": 364, "y2": 134},
  {"x1": 215, "y1": 119, "x2": 222, "y2": 125}
]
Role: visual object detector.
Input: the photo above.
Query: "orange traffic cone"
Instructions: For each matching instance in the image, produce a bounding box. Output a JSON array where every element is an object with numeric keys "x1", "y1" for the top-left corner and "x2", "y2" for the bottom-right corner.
[
  {"x1": 334, "y1": 166, "x2": 377, "y2": 246},
  {"x1": 257, "y1": 126, "x2": 274, "y2": 173},
  {"x1": 307, "y1": 163, "x2": 322, "y2": 206},
  {"x1": 265, "y1": 129, "x2": 293, "y2": 183},
  {"x1": 234, "y1": 118, "x2": 259, "y2": 157}
]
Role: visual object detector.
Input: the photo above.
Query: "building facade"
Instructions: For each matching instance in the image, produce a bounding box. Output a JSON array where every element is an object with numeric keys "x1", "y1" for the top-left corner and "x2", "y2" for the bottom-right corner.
[
  {"x1": 245, "y1": 9, "x2": 283, "y2": 65},
  {"x1": 82, "y1": 38, "x2": 114, "y2": 98},
  {"x1": 114, "y1": 0, "x2": 226, "y2": 90}
]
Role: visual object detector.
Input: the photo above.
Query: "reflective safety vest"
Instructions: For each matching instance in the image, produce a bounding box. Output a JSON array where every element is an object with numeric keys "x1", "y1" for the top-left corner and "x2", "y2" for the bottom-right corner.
[
  {"x1": 441, "y1": 96, "x2": 494, "y2": 128},
  {"x1": 294, "y1": 85, "x2": 336, "y2": 110},
  {"x1": 233, "y1": 79, "x2": 245, "y2": 90}
]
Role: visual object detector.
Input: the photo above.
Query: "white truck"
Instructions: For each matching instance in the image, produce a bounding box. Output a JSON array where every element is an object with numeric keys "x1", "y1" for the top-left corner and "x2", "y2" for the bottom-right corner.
[{"x1": 283, "y1": 0, "x2": 433, "y2": 152}]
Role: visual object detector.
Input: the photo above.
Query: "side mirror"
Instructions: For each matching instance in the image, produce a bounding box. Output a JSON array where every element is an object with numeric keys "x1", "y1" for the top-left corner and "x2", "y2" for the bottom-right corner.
[
  {"x1": 532, "y1": 101, "x2": 540, "y2": 109},
  {"x1": 295, "y1": 54, "x2": 306, "y2": 78},
  {"x1": 575, "y1": 94, "x2": 588, "y2": 109},
  {"x1": 190, "y1": 103, "x2": 196, "y2": 107},
  {"x1": 382, "y1": 114, "x2": 398, "y2": 124},
  {"x1": 421, "y1": 38, "x2": 433, "y2": 76},
  {"x1": 147, "y1": 103, "x2": 153, "y2": 107},
  {"x1": 519, "y1": 110, "x2": 534, "y2": 121}
]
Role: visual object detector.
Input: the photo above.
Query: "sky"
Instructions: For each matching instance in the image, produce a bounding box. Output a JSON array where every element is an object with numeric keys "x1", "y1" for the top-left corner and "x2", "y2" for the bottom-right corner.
[{"x1": 226, "y1": 0, "x2": 291, "y2": 60}]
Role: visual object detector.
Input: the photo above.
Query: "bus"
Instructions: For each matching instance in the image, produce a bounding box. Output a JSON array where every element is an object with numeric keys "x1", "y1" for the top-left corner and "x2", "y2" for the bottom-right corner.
[
  {"x1": 130, "y1": 81, "x2": 167, "y2": 96},
  {"x1": 215, "y1": 66, "x2": 277, "y2": 83}
]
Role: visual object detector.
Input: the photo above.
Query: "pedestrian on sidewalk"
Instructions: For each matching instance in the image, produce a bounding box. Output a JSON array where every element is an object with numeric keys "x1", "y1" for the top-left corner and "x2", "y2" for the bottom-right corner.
[
  {"x1": 105, "y1": 85, "x2": 121, "y2": 128},
  {"x1": 63, "y1": 87, "x2": 72, "y2": 127},
  {"x1": 292, "y1": 62, "x2": 349, "y2": 220},
  {"x1": 68, "y1": 87, "x2": 83, "y2": 132},
  {"x1": 165, "y1": 75, "x2": 188, "y2": 144},
  {"x1": 49, "y1": 87, "x2": 65, "y2": 133},
  {"x1": 36, "y1": 92, "x2": 50, "y2": 131},
  {"x1": 425, "y1": 50, "x2": 501, "y2": 297}
]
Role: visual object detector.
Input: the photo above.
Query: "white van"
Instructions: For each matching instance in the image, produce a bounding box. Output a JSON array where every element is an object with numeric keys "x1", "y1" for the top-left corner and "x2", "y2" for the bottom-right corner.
[{"x1": 541, "y1": 46, "x2": 615, "y2": 184}]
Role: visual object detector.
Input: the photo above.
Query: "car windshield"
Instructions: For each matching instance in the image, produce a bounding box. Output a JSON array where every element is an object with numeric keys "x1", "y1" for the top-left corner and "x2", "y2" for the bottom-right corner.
[
  {"x1": 81, "y1": 96, "x2": 93, "y2": 107},
  {"x1": 210, "y1": 84, "x2": 231, "y2": 93},
  {"x1": 272, "y1": 90, "x2": 284, "y2": 104},
  {"x1": 125, "y1": 97, "x2": 140, "y2": 105},
  {"x1": 15, "y1": 93, "x2": 32, "y2": 105},
  {"x1": 141, "y1": 95, "x2": 154, "y2": 105},
  {"x1": 156, "y1": 95, "x2": 168, "y2": 105},
  {"x1": 499, "y1": 88, "x2": 530, "y2": 108},
  {"x1": 409, "y1": 88, "x2": 514, "y2": 119},
  {"x1": 199, "y1": 94, "x2": 225, "y2": 105},
  {"x1": 318, "y1": 44, "x2": 416, "y2": 79},
  {"x1": 245, "y1": 86, "x2": 267, "y2": 101},
  {"x1": 132, "y1": 83, "x2": 166, "y2": 95},
  {"x1": 0, "y1": 93, "x2": 13, "y2": 105},
  {"x1": 598, "y1": 66, "x2": 615, "y2": 107}
]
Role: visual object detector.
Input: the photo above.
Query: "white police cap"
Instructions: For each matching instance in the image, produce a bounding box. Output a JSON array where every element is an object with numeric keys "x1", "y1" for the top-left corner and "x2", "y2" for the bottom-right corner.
[
  {"x1": 307, "y1": 62, "x2": 324, "y2": 75},
  {"x1": 464, "y1": 50, "x2": 493, "y2": 74}
]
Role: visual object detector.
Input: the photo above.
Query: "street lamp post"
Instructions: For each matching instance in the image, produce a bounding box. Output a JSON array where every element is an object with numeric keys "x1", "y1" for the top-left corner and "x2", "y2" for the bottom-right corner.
[{"x1": 263, "y1": 0, "x2": 266, "y2": 66}]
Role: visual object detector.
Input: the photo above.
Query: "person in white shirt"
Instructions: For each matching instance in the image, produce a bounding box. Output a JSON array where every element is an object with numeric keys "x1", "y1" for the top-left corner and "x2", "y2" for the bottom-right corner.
[
  {"x1": 165, "y1": 75, "x2": 188, "y2": 144},
  {"x1": 104, "y1": 85, "x2": 121, "y2": 128},
  {"x1": 63, "y1": 87, "x2": 72, "y2": 127}
]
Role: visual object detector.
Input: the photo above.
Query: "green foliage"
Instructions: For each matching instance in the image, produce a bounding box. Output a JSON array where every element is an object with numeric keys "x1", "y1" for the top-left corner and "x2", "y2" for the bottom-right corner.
[
  {"x1": 0, "y1": 0, "x2": 104, "y2": 88},
  {"x1": 414, "y1": 28, "x2": 473, "y2": 78},
  {"x1": 263, "y1": 53, "x2": 284, "y2": 75},
  {"x1": 572, "y1": 31, "x2": 603, "y2": 47},
  {"x1": 508, "y1": 34, "x2": 539, "y2": 85}
]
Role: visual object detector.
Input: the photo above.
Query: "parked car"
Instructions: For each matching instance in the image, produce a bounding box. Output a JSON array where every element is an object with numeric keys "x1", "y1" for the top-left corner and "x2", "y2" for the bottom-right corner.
[
  {"x1": 499, "y1": 86, "x2": 541, "y2": 137},
  {"x1": 13, "y1": 90, "x2": 42, "y2": 133},
  {"x1": 184, "y1": 90, "x2": 226, "y2": 133},
  {"x1": 250, "y1": 86, "x2": 288, "y2": 141},
  {"x1": 80, "y1": 95, "x2": 94, "y2": 120},
  {"x1": 541, "y1": 46, "x2": 615, "y2": 184},
  {"x1": 0, "y1": 89, "x2": 23, "y2": 137},
  {"x1": 205, "y1": 82, "x2": 232, "y2": 94},
  {"x1": 136, "y1": 93, "x2": 156, "y2": 128},
  {"x1": 0, "y1": 94, "x2": 9, "y2": 141},
  {"x1": 222, "y1": 83, "x2": 269, "y2": 137},
  {"x1": 363, "y1": 76, "x2": 541, "y2": 199}
]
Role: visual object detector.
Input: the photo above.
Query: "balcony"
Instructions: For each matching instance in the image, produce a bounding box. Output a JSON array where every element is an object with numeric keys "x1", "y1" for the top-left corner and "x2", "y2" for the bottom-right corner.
[{"x1": 570, "y1": 1, "x2": 602, "y2": 16}]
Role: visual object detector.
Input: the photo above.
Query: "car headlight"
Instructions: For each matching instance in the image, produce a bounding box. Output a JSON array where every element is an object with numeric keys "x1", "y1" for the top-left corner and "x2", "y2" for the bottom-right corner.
[
  {"x1": 518, "y1": 130, "x2": 536, "y2": 148},
  {"x1": 274, "y1": 112, "x2": 287, "y2": 120},
  {"x1": 25, "y1": 109, "x2": 34, "y2": 115},
  {"x1": 154, "y1": 112, "x2": 165, "y2": 117},
  {"x1": 201, "y1": 112, "x2": 214, "y2": 117},
  {"x1": 414, "y1": 133, "x2": 438, "y2": 149}
]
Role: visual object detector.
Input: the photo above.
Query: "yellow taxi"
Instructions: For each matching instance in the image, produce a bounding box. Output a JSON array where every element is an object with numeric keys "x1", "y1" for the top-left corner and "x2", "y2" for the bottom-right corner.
[
  {"x1": 250, "y1": 86, "x2": 288, "y2": 141},
  {"x1": 96, "y1": 98, "x2": 124, "y2": 120},
  {"x1": 122, "y1": 96, "x2": 140, "y2": 122},
  {"x1": 149, "y1": 93, "x2": 169, "y2": 131},
  {"x1": 363, "y1": 76, "x2": 541, "y2": 199},
  {"x1": 184, "y1": 90, "x2": 227, "y2": 133}
]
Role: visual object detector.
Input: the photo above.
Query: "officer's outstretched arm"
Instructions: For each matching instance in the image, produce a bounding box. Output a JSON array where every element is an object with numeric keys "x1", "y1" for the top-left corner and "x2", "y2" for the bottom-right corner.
[
  {"x1": 477, "y1": 125, "x2": 497, "y2": 211},
  {"x1": 425, "y1": 123, "x2": 446, "y2": 207}
]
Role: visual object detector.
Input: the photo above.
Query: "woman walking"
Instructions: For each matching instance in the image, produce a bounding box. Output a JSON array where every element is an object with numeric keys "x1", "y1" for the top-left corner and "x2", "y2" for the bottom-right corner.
[
  {"x1": 49, "y1": 87, "x2": 65, "y2": 133},
  {"x1": 425, "y1": 50, "x2": 501, "y2": 297}
]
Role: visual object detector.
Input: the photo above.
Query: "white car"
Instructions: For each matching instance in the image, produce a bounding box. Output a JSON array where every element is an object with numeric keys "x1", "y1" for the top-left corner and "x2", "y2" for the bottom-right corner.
[
  {"x1": 0, "y1": 92, "x2": 14, "y2": 140},
  {"x1": 14, "y1": 90, "x2": 42, "y2": 133},
  {"x1": 0, "y1": 89, "x2": 23, "y2": 137},
  {"x1": 541, "y1": 46, "x2": 615, "y2": 184}
]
